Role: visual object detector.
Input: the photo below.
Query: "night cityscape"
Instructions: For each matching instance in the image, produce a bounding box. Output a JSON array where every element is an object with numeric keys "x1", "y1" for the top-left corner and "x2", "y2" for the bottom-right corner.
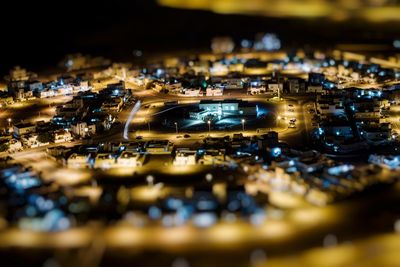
[{"x1": 1, "y1": 1, "x2": 400, "y2": 266}]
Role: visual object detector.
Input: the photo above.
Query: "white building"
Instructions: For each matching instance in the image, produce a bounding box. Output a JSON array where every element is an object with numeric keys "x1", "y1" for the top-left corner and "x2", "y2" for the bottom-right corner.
[
  {"x1": 21, "y1": 134, "x2": 48, "y2": 148},
  {"x1": 56, "y1": 85, "x2": 73, "y2": 96},
  {"x1": 38, "y1": 89, "x2": 56, "y2": 98},
  {"x1": 8, "y1": 139, "x2": 23, "y2": 152},
  {"x1": 101, "y1": 97, "x2": 124, "y2": 112},
  {"x1": 94, "y1": 153, "x2": 116, "y2": 169},
  {"x1": 248, "y1": 86, "x2": 266, "y2": 95},
  {"x1": 173, "y1": 151, "x2": 197, "y2": 166},
  {"x1": 145, "y1": 140, "x2": 174, "y2": 154},
  {"x1": 71, "y1": 122, "x2": 96, "y2": 137},
  {"x1": 267, "y1": 82, "x2": 283, "y2": 96},
  {"x1": 209, "y1": 63, "x2": 229, "y2": 76},
  {"x1": 165, "y1": 82, "x2": 182, "y2": 94},
  {"x1": 54, "y1": 129, "x2": 72, "y2": 143},
  {"x1": 183, "y1": 88, "x2": 203, "y2": 97},
  {"x1": 13, "y1": 123, "x2": 36, "y2": 137},
  {"x1": 206, "y1": 87, "x2": 223, "y2": 96},
  {"x1": 67, "y1": 153, "x2": 90, "y2": 168},
  {"x1": 73, "y1": 80, "x2": 91, "y2": 93},
  {"x1": 198, "y1": 150, "x2": 226, "y2": 165},
  {"x1": 116, "y1": 151, "x2": 142, "y2": 167}
]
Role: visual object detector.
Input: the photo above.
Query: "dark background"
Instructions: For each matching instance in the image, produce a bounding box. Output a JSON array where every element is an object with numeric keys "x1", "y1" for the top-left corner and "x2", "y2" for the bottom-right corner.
[{"x1": 0, "y1": 0, "x2": 399, "y2": 76}]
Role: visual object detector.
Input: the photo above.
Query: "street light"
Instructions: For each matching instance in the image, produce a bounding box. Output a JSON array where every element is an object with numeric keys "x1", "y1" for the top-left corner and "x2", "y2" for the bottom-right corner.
[
  {"x1": 7, "y1": 118, "x2": 12, "y2": 128},
  {"x1": 241, "y1": 118, "x2": 245, "y2": 131},
  {"x1": 276, "y1": 116, "x2": 281, "y2": 127},
  {"x1": 174, "y1": 122, "x2": 178, "y2": 134},
  {"x1": 207, "y1": 120, "x2": 211, "y2": 135},
  {"x1": 146, "y1": 175, "x2": 154, "y2": 187}
]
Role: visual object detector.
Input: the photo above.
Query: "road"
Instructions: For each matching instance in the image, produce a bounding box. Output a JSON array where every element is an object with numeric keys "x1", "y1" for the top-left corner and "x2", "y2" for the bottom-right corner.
[{"x1": 0, "y1": 95, "x2": 73, "y2": 130}]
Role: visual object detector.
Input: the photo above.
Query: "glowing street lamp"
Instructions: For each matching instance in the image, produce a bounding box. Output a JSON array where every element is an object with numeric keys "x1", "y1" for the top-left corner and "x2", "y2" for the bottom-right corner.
[
  {"x1": 7, "y1": 118, "x2": 12, "y2": 128},
  {"x1": 174, "y1": 122, "x2": 178, "y2": 134},
  {"x1": 207, "y1": 120, "x2": 211, "y2": 134},
  {"x1": 146, "y1": 175, "x2": 154, "y2": 187},
  {"x1": 276, "y1": 116, "x2": 281, "y2": 127},
  {"x1": 241, "y1": 119, "x2": 245, "y2": 131}
]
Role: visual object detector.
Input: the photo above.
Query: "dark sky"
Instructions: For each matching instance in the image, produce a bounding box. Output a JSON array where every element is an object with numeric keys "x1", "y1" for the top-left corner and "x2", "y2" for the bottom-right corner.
[{"x1": 1, "y1": 0, "x2": 399, "y2": 75}]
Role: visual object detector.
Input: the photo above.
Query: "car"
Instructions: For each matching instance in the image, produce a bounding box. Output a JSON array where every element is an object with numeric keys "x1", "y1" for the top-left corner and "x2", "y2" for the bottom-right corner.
[
  {"x1": 176, "y1": 135, "x2": 182, "y2": 139},
  {"x1": 288, "y1": 104, "x2": 294, "y2": 107},
  {"x1": 290, "y1": 118, "x2": 296, "y2": 123},
  {"x1": 183, "y1": 134, "x2": 191, "y2": 138},
  {"x1": 288, "y1": 124, "x2": 296, "y2": 128},
  {"x1": 135, "y1": 135, "x2": 143, "y2": 140},
  {"x1": 288, "y1": 109, "x2": 295, "y2": 112}
]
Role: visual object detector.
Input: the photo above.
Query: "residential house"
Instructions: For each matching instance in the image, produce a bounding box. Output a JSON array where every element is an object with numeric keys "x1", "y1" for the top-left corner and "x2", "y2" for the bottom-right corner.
[{"x1": 13, "y1": 123, "x2": 36, "y2": 137}]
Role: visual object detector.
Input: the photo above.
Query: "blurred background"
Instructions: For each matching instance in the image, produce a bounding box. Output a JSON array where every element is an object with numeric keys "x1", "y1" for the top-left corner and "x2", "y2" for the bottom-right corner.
[{"x1": 1, "y1": 0, "x2": 400, "y2": 74}]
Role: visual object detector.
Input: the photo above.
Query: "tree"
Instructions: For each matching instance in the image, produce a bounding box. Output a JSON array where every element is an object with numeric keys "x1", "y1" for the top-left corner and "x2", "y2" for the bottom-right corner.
[
  {"x1": 37, "y1": 132, "x2": 54, "y2": 144},
  {"x1": 0, "y1": 143, "x2": 9, "y2": 152}
]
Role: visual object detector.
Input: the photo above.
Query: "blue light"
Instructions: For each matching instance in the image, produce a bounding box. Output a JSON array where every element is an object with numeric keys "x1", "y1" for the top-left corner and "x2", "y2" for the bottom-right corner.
[
  {"x1": 166, "y1": 198, "x2": 183, "y2": 210},
  {"x1": 148, "y1": 206, "x2": 161, "y2": 220},
  {"x1": 394, "y1": 39, "x2": 400, "y2": 49},
  {"x1": 197, "y1": 199, "x2": 216, "y2": 211},
  {"x1": 193, "y1": 212, "x2": 217, "y2": 228},
  {"x1": 323, "y1": 180, "x2": 331, "y2": 188},
  {"x1": 327, "y1": 164, "x2": 354, "y2": 175},
  {"x1": 271, "y1": 147, "x2": 282, "y2": 157},
  {"x1": 241, "y1": 39, "x2": 251, "y2": 48}
]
